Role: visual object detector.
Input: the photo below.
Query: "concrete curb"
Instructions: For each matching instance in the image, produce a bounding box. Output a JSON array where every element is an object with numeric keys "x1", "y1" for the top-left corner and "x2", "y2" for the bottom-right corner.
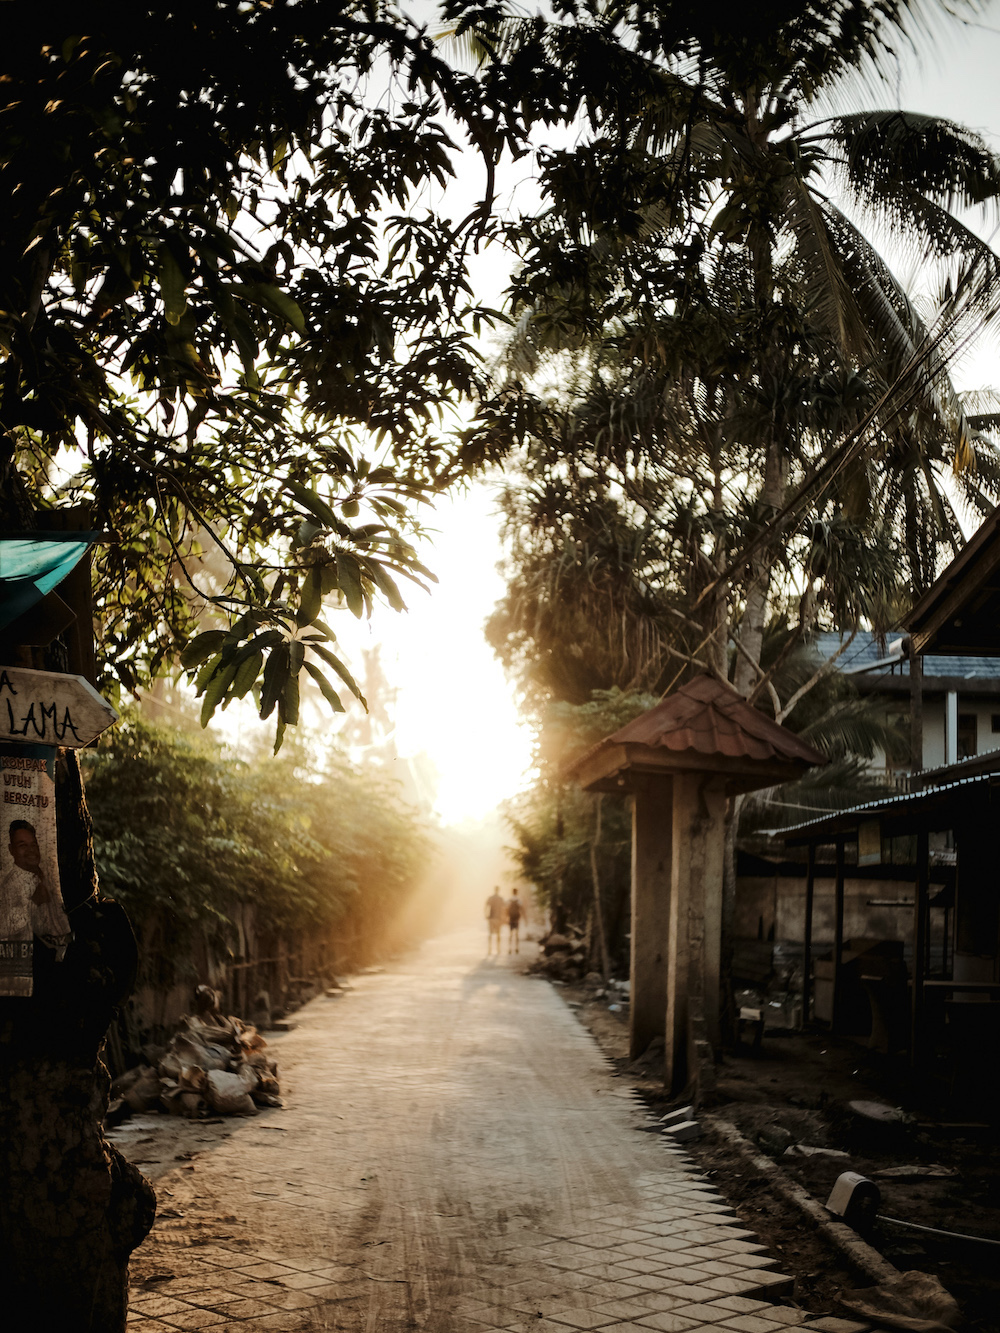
[{"x1": 701, "y1": 1114, "x2": 899, "y2": 1287}]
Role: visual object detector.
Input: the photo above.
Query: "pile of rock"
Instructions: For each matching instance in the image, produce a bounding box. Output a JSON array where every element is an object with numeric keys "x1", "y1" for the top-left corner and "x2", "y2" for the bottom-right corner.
[
  {"x1": 530, "y1": 929, "x2": 589, "y2": 980},
  {"x1": 110, "y1": 986, "x2": 281, "y2": 1120}
]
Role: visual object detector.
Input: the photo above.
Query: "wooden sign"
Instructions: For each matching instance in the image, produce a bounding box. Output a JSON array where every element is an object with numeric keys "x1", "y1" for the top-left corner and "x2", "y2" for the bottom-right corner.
[{"x1": 0, "y1": 667, "x2": 117, "y2": 748}]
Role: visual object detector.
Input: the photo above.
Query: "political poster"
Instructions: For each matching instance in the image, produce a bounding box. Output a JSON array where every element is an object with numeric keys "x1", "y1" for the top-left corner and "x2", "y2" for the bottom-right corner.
[{"x1": 0, "y1": 746, "x2": 71, "y2": 996}]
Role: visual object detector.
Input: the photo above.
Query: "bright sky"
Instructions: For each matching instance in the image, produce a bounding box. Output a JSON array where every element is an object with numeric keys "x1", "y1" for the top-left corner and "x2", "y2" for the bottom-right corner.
[
  {"x1": 333, "y1": 479, "x2": 534, "y2": 825},
  {"x1": 297, "y1": 5, "x2": 1000, "y2": 826}
]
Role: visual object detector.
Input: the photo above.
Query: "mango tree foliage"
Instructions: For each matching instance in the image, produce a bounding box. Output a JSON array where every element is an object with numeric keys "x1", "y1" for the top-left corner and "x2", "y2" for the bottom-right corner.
[{"x1": 0, "y1": 1, "x2": 521, "y2": 745}]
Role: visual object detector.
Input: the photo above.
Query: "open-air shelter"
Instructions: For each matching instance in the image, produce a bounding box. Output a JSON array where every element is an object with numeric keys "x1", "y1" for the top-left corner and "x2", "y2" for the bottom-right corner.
[{"x1": 569, "y1": 675, "x2": 825, "y2": 1093}]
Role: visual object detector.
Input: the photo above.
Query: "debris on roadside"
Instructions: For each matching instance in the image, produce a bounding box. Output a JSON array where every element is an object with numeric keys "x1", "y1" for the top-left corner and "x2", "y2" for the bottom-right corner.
[
  {"x1": 109, "y1": 985, "x2": 282, "y2": 1122},
  {"x1": 660, "y1": 1105, "x2": 701, "y2": 1142},
  {"x1": 784, "y1": 1144, "x2": 851, "y2": 1160},
  {"x1": 528, "y1": 928, "x2": 590, "y2": 981},
  {"x1": 838, "y1": 1269, "x2": 962, "y2": 1331}
]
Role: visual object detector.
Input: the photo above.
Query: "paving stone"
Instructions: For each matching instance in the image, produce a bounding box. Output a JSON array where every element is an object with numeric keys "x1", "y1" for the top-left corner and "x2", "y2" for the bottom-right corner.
[
  {"x1": 615, "y1": 1294, "x2": 686, "y2": 1314},
  {"x1": 268, "y1": 1271, "x2": 331, "y2": 1291},
  {"x1": 717, "y1": 1254, "x2": 777, "y2": 1271},
  {"x1": 633, "y1": 1313, "x2": 701, "y2": 1332},
  {"x1": 619, "y1": 1273, "x2": 688, "y2": 1291},
  {"x1": 622, "y1": 1258, "x2": 675, "y2": 1275},
  {"x1": 698, "y1": 1261, "x2": 758, "y2": 1278},
  {"x1": 717, "y1": 1318, "x2": 791, "y2": 1333},
  {"x1": 591, "y1": 1299, "x2": 668, "y2": 1321},
  {"x1": 131, "y1": 1296, "x2": 200, "y2": 1318},
  {"x1": 249, "y1": 1314, "x2": 313, "y2": 1331},
  {"x1": 547, "y1": 1310, "x2": 618, "y2": 1329},
  {"x1": 639, "y1": 1235, "x2": 702, "y2": 1253},
  {"x1": 156, "y1": 1309, "x2": 231, "y2": 1330},
  {"x1": 801, "y1": 1321, "x2": 871, "y2": 1333},
  {"x1": 232, "y1": 1262, "x2": 299, "y2": 1280},
  {"x1": 501, "y1": 1323, "x2": 589, "y2": 1333},
  {"x1": 202, "y1": 1298, "x2": 284, "y2": 1320},
  {"x1": 590, "y1": 1325, "x2": 667, "y2": 1333},
  {"x1": 586, "y1": 1281, "x2": 655, "y2": 1300},
  {"x1": 652, "y1": 1266, "x2": 715, "y2": 1284},
  {"x1": 670, "y1": 1303, "x2": 743, "y2": 1322},
  {"x1": 705, "y1": 1275, "x2": 791, "y2": 1298}
]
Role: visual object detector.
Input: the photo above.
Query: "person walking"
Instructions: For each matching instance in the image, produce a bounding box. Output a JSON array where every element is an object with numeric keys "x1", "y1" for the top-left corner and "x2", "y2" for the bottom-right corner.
[
  {"x1": 484, "y1": 887, "x2": 506, "y2": 956},
  {"x1": 506, "y1": 888, "x2": 523, "y2": 954}
]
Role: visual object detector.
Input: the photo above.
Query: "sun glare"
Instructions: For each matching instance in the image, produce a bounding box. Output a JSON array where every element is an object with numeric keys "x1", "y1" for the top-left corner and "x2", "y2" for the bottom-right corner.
[{"x1": 338, "y1": 480, "x2": 535, "y2": 826}]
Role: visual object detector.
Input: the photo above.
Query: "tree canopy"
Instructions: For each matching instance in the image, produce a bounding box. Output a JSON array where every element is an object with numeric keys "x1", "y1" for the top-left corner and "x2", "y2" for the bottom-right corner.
[
  {"x1": 0, "y1": 1, "x2": 521, "y2": 746},
  {"x1": 470, "y1": 0, "x2": 1000, "y2": 719}
]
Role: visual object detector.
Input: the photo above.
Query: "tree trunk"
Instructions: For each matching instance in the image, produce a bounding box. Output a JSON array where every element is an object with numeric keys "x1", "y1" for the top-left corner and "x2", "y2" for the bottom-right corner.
[{"x1": 0, "y1": 749, "x2": 155, "y2": 1329}]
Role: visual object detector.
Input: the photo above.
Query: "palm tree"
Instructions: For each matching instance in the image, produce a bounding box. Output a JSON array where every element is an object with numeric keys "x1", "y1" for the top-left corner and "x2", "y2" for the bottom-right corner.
[{"x1": 460, "y1": 0, "x2": 1000, "y2": 706}]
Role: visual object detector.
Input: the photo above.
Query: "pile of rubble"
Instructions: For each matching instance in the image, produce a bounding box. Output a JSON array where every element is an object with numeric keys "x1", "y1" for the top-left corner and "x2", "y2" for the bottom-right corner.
[
  {"x1": 529, "y1": 929, "x2": 590, "y2": 980},
  {"x1": 110, "y1": 985, "x2": 282, "y2": 1120}
]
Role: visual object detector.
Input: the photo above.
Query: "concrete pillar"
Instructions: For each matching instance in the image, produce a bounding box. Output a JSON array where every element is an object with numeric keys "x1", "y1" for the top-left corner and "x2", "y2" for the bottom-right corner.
[
  {"x1": 665, "y1": 773, "x2": 728, "y2": 1093},
  {"x1": 629, "y1": 777, "x2": 673, "y2": 1060},
  {"x1": 946, "y1": 690, "x2": 958, "y2": 765},
  {"x1": 909, "y1": 650, "x2": 923, "y2": 780}
]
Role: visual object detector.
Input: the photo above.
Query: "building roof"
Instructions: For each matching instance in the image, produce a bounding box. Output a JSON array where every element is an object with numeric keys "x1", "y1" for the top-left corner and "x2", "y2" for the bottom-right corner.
[
  {"x1": 774, "y1": 748, "x2": 1000, "y2": 841},
  {"x1": 569, "y1": 675, "x2": 827, "y2": 794},
  {"x1": 776, "y1": 771, "x2": 995, "y2": 841},
  {"x1": 903, "y1": 505, "x2": 1000, "y2": 657},
  {"x1": 810, "y1": 631, "x2": 1000, "y2": 682}
]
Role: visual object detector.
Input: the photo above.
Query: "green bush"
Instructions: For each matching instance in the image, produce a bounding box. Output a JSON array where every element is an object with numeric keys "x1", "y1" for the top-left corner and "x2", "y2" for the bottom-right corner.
[{"x1": 82, "y1": 713, "x2": 431, "y2": 983}]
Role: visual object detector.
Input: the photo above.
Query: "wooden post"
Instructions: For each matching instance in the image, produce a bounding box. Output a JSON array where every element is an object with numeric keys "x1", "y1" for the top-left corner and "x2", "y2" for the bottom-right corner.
[
  {"x1": 803, "y1": 840, "x2": 816, "y2": 1025},
  {"x1": 911, "y1": 826, "x2": 930, "y2": 1066},
  {"x1": 629, "y1": 777, "x2": 672, "y2": 1060},
  {"x1": 832, "y1": 837, "x2": 846, "y2": 1032},
  {"x1": 909, "y1": 649, "x2": 923, "y2": 788},
  {"x1": 666, "y1": 773, "x2": 728, "y2": 1093}
]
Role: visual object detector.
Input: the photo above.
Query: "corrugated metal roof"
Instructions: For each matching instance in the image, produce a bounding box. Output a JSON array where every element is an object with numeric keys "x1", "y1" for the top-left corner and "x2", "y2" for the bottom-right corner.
[
  {"x1": 605, "y1": 675, "x2": 827, "y2": 766},
  {"x1": 774, "y1": 770, "x2": 996, "y2": 839}
]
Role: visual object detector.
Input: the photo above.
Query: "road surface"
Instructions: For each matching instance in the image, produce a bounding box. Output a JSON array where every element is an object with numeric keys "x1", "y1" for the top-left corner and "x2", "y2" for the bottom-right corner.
[{"x1": 119, "y1": 930, "x2": 804, "y2": 1332}]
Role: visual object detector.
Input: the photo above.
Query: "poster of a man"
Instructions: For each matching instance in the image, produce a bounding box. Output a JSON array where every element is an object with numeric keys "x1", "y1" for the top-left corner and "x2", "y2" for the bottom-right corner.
[{"x1": 0, "y1": 751, "x2": 70, "y2": 995}]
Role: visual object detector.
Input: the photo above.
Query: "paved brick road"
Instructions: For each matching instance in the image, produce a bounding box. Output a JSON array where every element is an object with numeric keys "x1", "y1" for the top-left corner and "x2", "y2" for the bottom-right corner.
[{"x1": 120, "y1": 930, "x2": 830, "y2": 1333}]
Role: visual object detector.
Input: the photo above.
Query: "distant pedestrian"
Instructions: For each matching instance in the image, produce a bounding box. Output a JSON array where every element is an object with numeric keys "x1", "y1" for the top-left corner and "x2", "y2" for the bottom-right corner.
[
  {"x1": 507, "y1": 889, "x2": 523, "y2": 954},
  {"x1": 485, "y1": 887, "x2": 506, "y2": 955}
]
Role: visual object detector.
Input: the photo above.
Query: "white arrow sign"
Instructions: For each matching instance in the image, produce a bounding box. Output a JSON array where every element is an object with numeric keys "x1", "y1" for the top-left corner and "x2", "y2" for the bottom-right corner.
[{"x1": 0, "y1": 667, "x2": 118, "y2": 748}]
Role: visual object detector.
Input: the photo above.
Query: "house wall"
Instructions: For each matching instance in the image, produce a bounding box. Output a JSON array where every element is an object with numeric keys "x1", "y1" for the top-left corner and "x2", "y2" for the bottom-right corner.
[
  {"x1": 870, "y1": 697, "x2": 1000, "y2": 773},
  {"x1": 919, "y1": 699, "x2": 1000, "y2": 768},
  {"x1": 736, "y1": 873, "x2": 947, "y2": 947}
]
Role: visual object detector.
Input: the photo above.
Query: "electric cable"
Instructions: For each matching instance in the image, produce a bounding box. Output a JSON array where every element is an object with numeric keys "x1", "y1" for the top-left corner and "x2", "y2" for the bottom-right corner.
[{"x1": 877, "y1": 1214, "x2": 1000, "y2": 1247}]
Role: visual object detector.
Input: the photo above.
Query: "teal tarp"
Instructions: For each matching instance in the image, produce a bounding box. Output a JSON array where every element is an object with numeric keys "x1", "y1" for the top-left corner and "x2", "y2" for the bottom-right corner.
[{"x1": 0, "y1": 536, "x2": 96, "y2": 632}]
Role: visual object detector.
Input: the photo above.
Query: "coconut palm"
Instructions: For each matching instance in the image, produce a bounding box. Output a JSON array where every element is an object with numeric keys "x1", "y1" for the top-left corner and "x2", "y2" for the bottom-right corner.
[{"x1": 458, "y1": 0, "x2": 1000, "y2": 705}]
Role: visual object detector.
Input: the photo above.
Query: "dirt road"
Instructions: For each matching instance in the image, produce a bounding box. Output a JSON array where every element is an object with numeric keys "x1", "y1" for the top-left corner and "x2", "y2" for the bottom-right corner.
[{"x1": 120, "y1": 931, "x2": 802, "y2": 1332}]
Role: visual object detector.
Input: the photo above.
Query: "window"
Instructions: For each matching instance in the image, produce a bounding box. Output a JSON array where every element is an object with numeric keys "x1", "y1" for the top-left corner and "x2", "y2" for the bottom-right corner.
[{"x1": 958, "y1": 712, "x2": 977, "y2": 759}]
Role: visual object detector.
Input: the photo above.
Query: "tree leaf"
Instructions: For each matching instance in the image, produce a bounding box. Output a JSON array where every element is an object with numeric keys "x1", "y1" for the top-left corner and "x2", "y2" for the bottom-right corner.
[
  {"x1": 308, "y1": 640, "x2": 365, "y2": 704},
  {"x1": 295, "y1": 566, "x2": 323, "y2": 627},
  {"x1": 260, "y1": 643, "x2": 290, "y2": 720},
  {"x1": 180, "y1": 630, "x2": 227, "y2": 669},
  {"x1": 159, "y1": 248, "x2": 188, "y2": 327},
  {"x1": 303, "y1": 660, "x2": 346, "y2": 713}
]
